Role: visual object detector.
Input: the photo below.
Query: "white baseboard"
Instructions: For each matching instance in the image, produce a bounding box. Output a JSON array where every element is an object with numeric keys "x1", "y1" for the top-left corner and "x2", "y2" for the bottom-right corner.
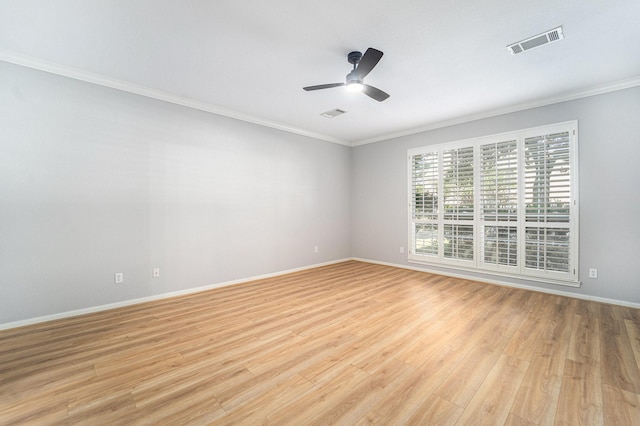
[
  {"x1": 3, "y1": 256, "x2": 637, "y2": 330},
  {"x1": 351, "y1": 257, "x2": 640, "y2": 310},
  {"x1": 0, "y1": 258, "x2": 351, "y2": 331}
]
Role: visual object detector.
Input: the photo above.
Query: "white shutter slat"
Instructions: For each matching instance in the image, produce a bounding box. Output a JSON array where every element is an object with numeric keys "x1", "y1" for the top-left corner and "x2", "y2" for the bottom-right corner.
[
  {"x1": 443, "y1": 147, "x2": 474, "y2": 222},
  {"x1": 480, "y1": 139, "x2": 518, "y2": 267},
  {"x1": 412, "y1": 152, "x2": 438, "y2": 221},
  {"x1": 523, "y1": 130, "x2": 572, "y2": 273},
  {"x1": 442, "y1": 147, "x2": 474, "y2": 261},
  {"x1": 409, "y1": 121, "x2": 577, "y2": 284},
  {"x1": 411, "y1": 152, "x2": 439, "y2": 257}
]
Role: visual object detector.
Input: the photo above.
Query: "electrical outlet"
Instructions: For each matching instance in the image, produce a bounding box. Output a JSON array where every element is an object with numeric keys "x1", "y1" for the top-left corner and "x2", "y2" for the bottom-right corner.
[
  {"x1": 114, "y1": 273, "x2": 124, "y2": 284},
  {"x1": 589, "y1": 268, "x2": 598, "y2": 279},
  {"x1": 152, "y1": 268, "x2": 160, "y2": 278},
  {"x1": 399, "y1": 247, "x2": 405, "y2": 254},
  {"x1": 314, "y1": 246, "x2": 319, "y2": 253}
]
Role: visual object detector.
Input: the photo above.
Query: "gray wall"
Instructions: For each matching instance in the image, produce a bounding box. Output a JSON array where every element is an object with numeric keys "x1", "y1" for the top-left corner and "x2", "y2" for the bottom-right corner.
[
  {"x1": 2, "y1": 60, "x2": 639, "y2": 326},
  {"x1": 0, "y1": 62, "x2": 351, "y2": 324},
  {"x1": 351, "y1": 86, "x2": 640, "y2": 304}
]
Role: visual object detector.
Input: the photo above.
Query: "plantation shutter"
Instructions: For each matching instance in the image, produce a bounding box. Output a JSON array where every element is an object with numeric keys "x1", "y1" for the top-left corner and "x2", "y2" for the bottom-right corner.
[
  {"x1": 411, "y1": 152, "x2": 439, "y2": 257},
  {"x1": 442, "y1": 147, "x2": 474, "y2": 261},
  {"x1": 408, "y1": 121, "x2": 577, "y2": 286},
  {"x1": 480, "y1": 139, "x2": 518, "y2": 270},
  {"x1": 524, "y1": 131, "x2": 572, "y2": 274}
]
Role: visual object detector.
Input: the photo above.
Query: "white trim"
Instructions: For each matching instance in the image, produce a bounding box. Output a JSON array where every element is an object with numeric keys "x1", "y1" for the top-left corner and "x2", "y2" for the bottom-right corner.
[
  {"x1": 406, "y1": 120, "x2": 578, "y2": 156},
  {"x1": 408, "y1": 121, "x2": 579, "y2": 284},
  {"x1": 0, "y1": 49, "x2": 349, "y2": 147},
  {"x1": 0, "y1": 258, "x2": 351, "y2": 331},
  {"x1": 353, "y1": 76, "x2": 640, "y2": 146},
  {"x1": 3, "y1": 256, "x2": 638, "y2": 330},
  {"x1": 351, "y1": 257, "x2": 640, "y2": 310},
  {"x1": 407, "y1": 259, "x2": 580, "y2": 288},
  {"x1": 2, "y1": 49, "x2": 639, "y2": 148}
]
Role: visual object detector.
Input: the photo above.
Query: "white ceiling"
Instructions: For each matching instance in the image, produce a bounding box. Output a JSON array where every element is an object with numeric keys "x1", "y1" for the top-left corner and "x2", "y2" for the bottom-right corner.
[{"x1": 1, "y1": 0, "x2": 639, "y2": 146}]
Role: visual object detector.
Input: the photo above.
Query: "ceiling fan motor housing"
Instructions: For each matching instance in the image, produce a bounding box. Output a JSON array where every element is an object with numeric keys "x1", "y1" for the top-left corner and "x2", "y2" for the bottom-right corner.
[{"x1": 347, "y1": 51, "x2": 362, "y2": 65}]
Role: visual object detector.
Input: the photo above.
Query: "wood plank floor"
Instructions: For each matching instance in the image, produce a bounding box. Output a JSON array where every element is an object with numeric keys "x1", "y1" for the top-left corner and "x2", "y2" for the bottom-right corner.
[{"x1": 1, "y1": 261, "x2": 639, "y2": 425}]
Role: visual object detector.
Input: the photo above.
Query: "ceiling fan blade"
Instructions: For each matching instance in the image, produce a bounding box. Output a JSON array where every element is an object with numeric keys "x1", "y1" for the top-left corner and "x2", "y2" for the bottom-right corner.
[
  {"x1": 303, "y1": 83, "x2": 345, "y2": 91},
  {"x1": 363, "y1": 84, "x2": 390, "y2": 102},
  {"x1": 355, "y1": 48, "x2": 383, "y2": 79}
]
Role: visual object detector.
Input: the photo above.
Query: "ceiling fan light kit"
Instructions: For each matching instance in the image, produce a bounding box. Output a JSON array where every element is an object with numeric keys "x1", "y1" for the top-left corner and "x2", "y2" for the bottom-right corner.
[
  {"x1": 346, "y1": 72, "x2": 364, "y2": 92},
  {"x1": 303, "y1": 47, "x2": 390, "y2": 101},
  {"x1": 346, "y1": 82, "x2": 364, "y2": 92}
]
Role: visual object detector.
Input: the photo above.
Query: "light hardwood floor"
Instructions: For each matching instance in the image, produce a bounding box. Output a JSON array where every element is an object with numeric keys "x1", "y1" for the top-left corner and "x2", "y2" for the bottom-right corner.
[{"x1": 1, "y1": 261, "x2": 639, "y2": 425}]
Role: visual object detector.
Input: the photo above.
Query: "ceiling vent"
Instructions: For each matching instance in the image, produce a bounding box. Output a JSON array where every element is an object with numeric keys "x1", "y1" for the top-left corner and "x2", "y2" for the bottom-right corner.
[
  {"x1": 507, "y1": 26, "x2": 564, "y2": 55},
  {"x1": 320, "y1": 108, "x2": 347, "y2": 118}
]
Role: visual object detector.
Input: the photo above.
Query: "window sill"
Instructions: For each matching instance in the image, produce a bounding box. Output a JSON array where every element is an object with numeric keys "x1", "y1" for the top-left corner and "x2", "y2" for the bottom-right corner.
[{"x1": 407, "y1": 258, "x2": 581, "y2": 288}]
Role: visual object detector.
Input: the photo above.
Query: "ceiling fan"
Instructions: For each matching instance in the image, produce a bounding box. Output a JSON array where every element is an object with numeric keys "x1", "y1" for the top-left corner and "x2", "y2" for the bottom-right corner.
[{"x1": 303, "y1": 48, "x2": 390, "y2": 102}]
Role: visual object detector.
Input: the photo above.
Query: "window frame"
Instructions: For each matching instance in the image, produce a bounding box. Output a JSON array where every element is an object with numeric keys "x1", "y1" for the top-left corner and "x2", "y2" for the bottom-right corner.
[{"x1": 407, "y1": 121, "x2": 579, "y2": 286}]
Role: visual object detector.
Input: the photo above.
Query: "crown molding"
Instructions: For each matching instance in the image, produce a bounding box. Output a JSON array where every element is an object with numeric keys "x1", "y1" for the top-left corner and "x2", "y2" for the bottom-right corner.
[
  {"x1": 0, "y1": 49, "x2": 350, "y2": 146},
  {"x1": 351, "y1": 75, "x2": 640, "y2": 146},
  {"x1": 3, "y1": 49, "x2": 639, "y2": 148}
]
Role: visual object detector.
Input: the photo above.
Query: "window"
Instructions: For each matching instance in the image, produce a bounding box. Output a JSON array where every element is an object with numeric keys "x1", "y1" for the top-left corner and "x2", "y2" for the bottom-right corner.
[{"x1": 408, "y1": 121, "x2": 579, "y2": 285}]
